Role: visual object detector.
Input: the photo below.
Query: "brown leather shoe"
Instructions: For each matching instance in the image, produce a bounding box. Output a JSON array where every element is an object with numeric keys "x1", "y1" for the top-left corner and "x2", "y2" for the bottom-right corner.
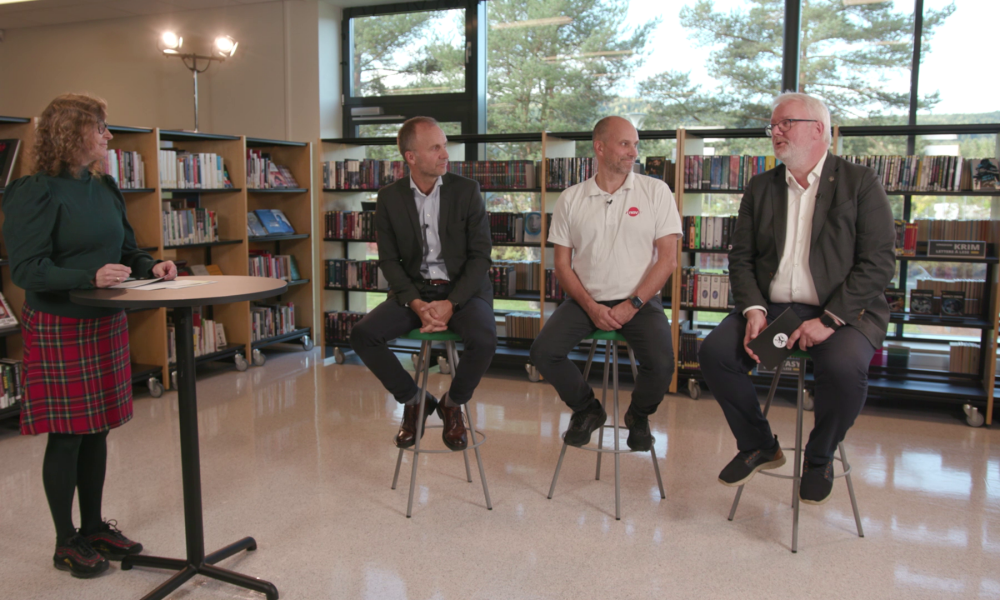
[
  {"x1": 395, "y1": 394, "x2": 438, "y2": 449},
  {"x1": 436, "y1": 397, "x2": 468, "y2": 451}
]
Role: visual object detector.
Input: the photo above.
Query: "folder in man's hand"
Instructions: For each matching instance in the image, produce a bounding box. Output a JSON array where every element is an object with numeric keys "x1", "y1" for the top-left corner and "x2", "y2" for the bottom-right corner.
[{"x1": 747, "y1": 308, "x2": 803, "y2": 370}]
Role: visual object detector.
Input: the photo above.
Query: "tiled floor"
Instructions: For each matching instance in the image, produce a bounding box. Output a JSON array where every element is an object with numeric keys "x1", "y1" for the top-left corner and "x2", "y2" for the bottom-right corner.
[{"x1": 0, "y1": 348, "x2": 997, "y2": 600}]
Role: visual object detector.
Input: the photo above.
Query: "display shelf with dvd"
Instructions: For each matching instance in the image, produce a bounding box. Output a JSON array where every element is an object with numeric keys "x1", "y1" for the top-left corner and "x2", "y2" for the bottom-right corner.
[{"x1": 245, "y1": 137, "x2": 316, "y2": 364}]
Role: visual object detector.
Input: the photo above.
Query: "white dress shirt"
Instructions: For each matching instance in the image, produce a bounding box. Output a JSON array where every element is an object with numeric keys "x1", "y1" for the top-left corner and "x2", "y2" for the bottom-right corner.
[{"x1": 410, "y1": 176, "x2": 449, "y2": 281}]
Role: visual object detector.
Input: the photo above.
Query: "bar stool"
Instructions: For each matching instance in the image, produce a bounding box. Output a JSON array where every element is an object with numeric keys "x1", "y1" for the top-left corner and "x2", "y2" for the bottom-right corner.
[
  {"x1": 728, "y1": 350, "x2": 864, "y2": 552},
  {"x1": 548, "y1": 330, "x2": 666, "y2": 520},
  {"x1": 390, "y1": 329, "x2": 492, "y2": 518}
]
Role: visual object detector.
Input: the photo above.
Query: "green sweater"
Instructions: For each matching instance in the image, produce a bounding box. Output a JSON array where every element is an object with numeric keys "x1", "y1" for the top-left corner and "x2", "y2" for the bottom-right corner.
[{"x1": 2, "y1": 171, "x2": 159, "y2": 318}]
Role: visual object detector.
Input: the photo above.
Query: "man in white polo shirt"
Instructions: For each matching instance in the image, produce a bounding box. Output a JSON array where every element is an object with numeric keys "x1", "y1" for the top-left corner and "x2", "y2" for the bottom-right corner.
[{"x1": 530, "y1": 116, "x2": 682, "y2": 451}]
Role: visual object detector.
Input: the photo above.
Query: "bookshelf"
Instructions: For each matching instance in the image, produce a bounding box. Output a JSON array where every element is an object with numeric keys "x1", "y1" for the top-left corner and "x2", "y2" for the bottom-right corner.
[
  {"x1": 0, "y1": 116, "x2": 34, "y2": 418},
  {"x1": 675, "y1": 124, "x2": 1000, "y2": 427}
]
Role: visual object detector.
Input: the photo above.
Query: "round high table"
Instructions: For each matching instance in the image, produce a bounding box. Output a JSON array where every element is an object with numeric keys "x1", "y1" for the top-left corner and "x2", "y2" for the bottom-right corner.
[{"x1": 71, "y1": 276, "x2": 287, "y2": 600}]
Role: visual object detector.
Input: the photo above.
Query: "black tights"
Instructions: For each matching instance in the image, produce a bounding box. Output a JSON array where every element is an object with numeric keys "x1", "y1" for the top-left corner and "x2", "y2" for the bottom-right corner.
[{"x1": 43, "y1": 431, "x2": 109, "y2": 544}]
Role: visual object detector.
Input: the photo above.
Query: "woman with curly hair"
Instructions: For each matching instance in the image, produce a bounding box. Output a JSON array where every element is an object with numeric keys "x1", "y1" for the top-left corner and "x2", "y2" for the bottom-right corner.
[{"x1": 2, "y1": 93, "x2": 177, "y2": 578}]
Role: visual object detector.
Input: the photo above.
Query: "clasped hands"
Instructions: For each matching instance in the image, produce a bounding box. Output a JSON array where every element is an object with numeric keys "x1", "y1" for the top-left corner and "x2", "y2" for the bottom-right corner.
[
  {"x1": 586, "y1": 300, "x2": 639, "y2": 331},
  {"x1": 411, "y1": 299, "x2": 454, "y2": 333},
  {"x1": 742, "y1": 309, "x2": 834, "y2": 363}
]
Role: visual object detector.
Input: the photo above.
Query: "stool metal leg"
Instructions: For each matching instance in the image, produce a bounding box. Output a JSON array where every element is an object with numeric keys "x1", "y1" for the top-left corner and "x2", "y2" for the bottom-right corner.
[
  {"x1": 393, "y1": 343, "x2": 430, "y2": 491},
  {"x1": 612, "y1": 341, "x2": 622, "y2": 521},
  {"x1": 595, "y1": 343, "x2": 612, "y2": 481},
  {"x1": 840, "y1": 442, "x2": 864, "y2": 538},
  {"x1": 550, "y1": 343, "x2": 599, "y2": 500},
  {"x1": 450, "y1": 342, "x2": 492, "y2": 510},
  {"x1": 446, "y1": 341, "x2": 473, "y2": 484},
  {"x1": 728, "y1": 360, "x2": 785, "y2": 521},
  {"x1": 405, "y1": 340, "x2": 433, "y2": 518},
  {"x1": 791, "y1": 357, "x2": 806, "y2": 552},
  {"x1": 547, "y1": 444, "x2": 569, "y2": 499},
  {"x1": 625, "y1": 345, "x2": 665, "y2": 500}
]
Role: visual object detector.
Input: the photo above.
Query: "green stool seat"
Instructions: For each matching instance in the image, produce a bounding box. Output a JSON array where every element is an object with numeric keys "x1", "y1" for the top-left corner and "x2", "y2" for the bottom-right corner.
[
  {"x1": 584, "y1": 330, "x2": 627, "y2": 342},
  {"x1": 401, "y1": 329, "x2": 462, "y2": 342},
  {"x1": 547, "y1": 329, "x2": 665, "y2": 520},
  {"x1": 727, "y1": 350, "x2": 864, "y2": 552}
]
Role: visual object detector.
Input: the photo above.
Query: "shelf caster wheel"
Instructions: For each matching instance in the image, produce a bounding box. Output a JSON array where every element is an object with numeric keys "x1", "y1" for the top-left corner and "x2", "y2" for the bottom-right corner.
[
  {"x1": 301, "y1": 335, "x2": 314, "y2": 351},
  {"x1": 147, "y1": 377, "x2": 164, "y2": 398},
  {"x1": 171, "y1": 370, "x2": 178, "y2": 389},
  {"x1": 964, "y1": 404, "x2": 985, "y2": 427},
  {"x1": 525, "y1": 363, "x2": 541, "y2": 383},
  {"x1": 234, "y1": 353, "x2": 249, "y2": 372},
  {"x1": 802, "y1": 389, "x2": 815, "y2": 412},
  {"x1": 333, "y1": 347, "x2": 345, "y2": 364},
  {"x1": 688, "y1": 378, "x2": 700, "y2": 400},
  {"x1": 252, "y1": 348, "x2": 266, "y2": 367},
  {"x1": 438, "y1": 356, "x2": 451, "y2": 374}
]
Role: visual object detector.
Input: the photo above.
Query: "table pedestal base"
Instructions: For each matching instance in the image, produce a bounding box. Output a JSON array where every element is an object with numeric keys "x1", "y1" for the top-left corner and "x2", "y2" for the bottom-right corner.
[{"x1": 122, "y1": 537, "x2": 278, "y2": 600}]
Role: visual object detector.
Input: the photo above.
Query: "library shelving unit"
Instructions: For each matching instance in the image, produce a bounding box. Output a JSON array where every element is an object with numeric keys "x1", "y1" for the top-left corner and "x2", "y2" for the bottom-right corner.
[
  {"x1": 246, "y1": 137, "x2": 315, "y2": 366},
  {"x1": 0, "y1": 115, "x2": 35, "y2": 419},
  {"x1": 675, "y1": 123, "x2": 1000, "y2": 427}
]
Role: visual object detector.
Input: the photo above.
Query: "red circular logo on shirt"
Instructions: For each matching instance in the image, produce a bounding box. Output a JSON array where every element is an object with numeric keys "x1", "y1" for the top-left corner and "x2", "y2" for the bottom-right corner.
[{"x1": 627, "y1": 207, "x2": 640, "y2": 217}]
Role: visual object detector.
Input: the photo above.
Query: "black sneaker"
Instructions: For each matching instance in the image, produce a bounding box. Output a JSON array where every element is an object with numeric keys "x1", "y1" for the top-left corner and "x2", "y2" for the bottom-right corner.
[
  {"x1": 718, "y1": 437, "x2": 786, "y2": 486},
  {"x1": 563, "y1": 399, "x2": 607, "y2": 447},
  {"x1": 623, "y1": 407, "x2": 653, "y2": 451},
  {"x1": 53, "y1": 533, "x2": 110, "y2": 578},
  {"x1": 799, "y1": 459, "x2": 834, "y2": 505},
  {"x1": 84, "y1": 520, "x2": 143, "y2": 560}
]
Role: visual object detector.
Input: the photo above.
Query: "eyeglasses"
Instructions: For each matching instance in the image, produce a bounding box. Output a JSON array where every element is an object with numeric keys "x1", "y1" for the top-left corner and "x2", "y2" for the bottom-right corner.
[
  {"x1": 764, "y1": 119, "x2": 817, "y2": 137},
  {"x1": 97, "y1": 120, "x2": 108, "y2": 135}
]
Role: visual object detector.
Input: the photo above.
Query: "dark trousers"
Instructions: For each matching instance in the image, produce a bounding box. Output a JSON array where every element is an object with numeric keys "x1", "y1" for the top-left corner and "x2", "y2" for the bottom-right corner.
[
  {"x1": 349, "y1": 287, "x2": 497, "y2": 404},
  {"x1": 529, "y1": 298, "x2": 674, "y2": 417},
  {"x1": 698, "y1": 303, "x2": 876, "y2": 462}
]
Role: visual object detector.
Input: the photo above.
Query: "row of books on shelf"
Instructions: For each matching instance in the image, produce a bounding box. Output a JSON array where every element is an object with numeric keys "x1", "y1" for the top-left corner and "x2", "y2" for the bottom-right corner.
[
  {"x1": 167, "y1": 308, "x2": 227, "y2": 363},
  {"x1": 680, "y1": 269, "x2": 734, "y2": 309},
  {"x1": 324, "y1": 259, "x2": 388, "y2": 290},
  {"x1": 504, "y1": 312, "x2": 541, "y2": 339},
  {"x1": 251, "y1": 302, "x2": 296, "y2": 342},
  {"x1": 246, "y1": 149, "x2": 299, "y2": 189},
  {"x1": 490, "y1": 212, "x2": 548, "y2": 243},
  {"x1": 884, "y1": 281, "x2": 982, "y2": 317},
  {"x1": 912, "y1": 219, "x2": 1000, "y2": 246},
  {"x1": 545, "y1": 269, "x2": 566, "y2": 301},
  {"x1": 322, "y1": 159, "x2": 408, "y2": 190},
  {"x1": 159, "y1": 150, "x2": 232, "y2": 189},
  {"x1": 163, "y1": 205, "x2": 219, "y2": 246},
  {"x1": 0, "y1": 359, "x2": 23, "y2": 409},
  {"x1": 684, "y1": 215, "x2": 737, "y2": 251},
  {"x1": 103, "y1": 148, "x2": 146, "y2": 189},
  {"x1": 325, "y1": 210, "x2": 376, "y2": 240},
  {"x1": 247, "y1": 209, "x2": 296, "y2": 237},
  {"x1": 949, "y1": 342, "x2": 981, "y2": 374},
  {"x1": 678, "y1": 330, "x2": 703, "y2": 370},
  {"x1": 495, "y1": 260, "x2": 541, "y2": 292},
  {"x1": 683, "y1": 155, "x2": 779, "y2": 191},
  {"x1": 546, "y1": 157, "x2": 596, "y2": 189},
  {"x1": 841, "y1": 155, "x2": 1000, "y2": 192},
  {"x1": 489, "y1": 265, "x2": 517, "y2": 298},
  {"x1": 249, "y1": 251, "x2": 301, "y2": 281},
  {"x1": 325, "y1": 311, "x2": 364, "y2": 344},
  {"x1": 448, "y1": 161, "x2": 536, "y2": 189}
]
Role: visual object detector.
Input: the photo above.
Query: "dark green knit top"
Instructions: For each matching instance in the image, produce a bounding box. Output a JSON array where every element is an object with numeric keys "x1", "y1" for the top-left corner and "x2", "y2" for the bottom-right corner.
[{"x1": 2, "y1": 171, "x2": 158, "y2": 318}]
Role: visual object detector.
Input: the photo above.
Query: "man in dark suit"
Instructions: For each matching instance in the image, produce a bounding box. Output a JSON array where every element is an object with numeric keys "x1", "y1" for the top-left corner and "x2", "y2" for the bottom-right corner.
[
  {"x1": 350, "y1": 116, "x2": 496, "y2": 451},
  {"x1": 698, "y1": 92, "x2": 895, "y2": 504}
]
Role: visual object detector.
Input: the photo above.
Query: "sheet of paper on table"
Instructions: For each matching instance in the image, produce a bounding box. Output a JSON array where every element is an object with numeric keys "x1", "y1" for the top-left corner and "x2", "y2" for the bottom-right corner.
[
  {"x1": 109, "y1": 277, "x2": 162, "y2": 289},
  {"x1": 127, "y1": 279, "x2": 216, "y2": 291}
]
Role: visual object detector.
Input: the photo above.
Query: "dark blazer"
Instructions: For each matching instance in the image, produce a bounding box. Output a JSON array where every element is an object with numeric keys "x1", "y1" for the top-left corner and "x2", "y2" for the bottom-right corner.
[
  {"x1": 375, "y1": 172, "x2": 493, "y2": 308},
  {"x1": 728, "y1": 152, "x2": 896, "y2": 347}
]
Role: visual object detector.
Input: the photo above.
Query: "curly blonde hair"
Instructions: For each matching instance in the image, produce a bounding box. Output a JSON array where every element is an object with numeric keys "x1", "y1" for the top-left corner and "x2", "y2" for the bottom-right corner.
[{"x1": 34, "y1": 93, "x2": 107, "y2": 177}]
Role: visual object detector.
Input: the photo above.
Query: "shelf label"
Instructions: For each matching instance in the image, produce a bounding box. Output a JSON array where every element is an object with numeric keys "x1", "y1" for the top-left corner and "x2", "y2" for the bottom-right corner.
[{"x1": 927, "y1": 240, "x2": 986, "y2": 258}]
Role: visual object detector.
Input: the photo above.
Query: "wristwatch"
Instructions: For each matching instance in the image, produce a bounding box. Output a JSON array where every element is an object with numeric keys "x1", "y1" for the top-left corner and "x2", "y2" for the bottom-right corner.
[
  {"x1": 628, "y1": 295, "x2": 644, "y2": 309},
  {"x1": 819, "y1": 313, "x2": 841, "y2": 331}
]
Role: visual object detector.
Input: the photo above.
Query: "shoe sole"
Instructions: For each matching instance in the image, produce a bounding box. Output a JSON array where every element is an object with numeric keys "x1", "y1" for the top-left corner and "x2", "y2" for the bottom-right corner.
[
  {"x1": 91, "y1": 545, "x2": 142, "y2": 561},
  {"x1": 717, "y1": 454, "x2": 787, "y2": 487},
  {"x1": 799, "y1": 490, "x2": 833, "y2": 505},
  {"x1": 54, "y1": 558, "x2": 109, "y2": 579}
]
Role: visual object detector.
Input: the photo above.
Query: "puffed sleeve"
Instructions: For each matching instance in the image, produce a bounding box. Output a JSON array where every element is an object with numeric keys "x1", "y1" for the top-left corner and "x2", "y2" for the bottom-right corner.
[{"x1": 2, "y1": 175, "x2": 96, "y2": 291}]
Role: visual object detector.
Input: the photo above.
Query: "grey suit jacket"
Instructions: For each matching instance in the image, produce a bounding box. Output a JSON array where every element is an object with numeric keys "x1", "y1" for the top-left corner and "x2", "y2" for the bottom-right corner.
[
  {"x1": 375, "y1": 172, "x2": 493, "y2": 308},
  {"x1": 728, "y1": 152, "x2": 896, "y2": 348}
]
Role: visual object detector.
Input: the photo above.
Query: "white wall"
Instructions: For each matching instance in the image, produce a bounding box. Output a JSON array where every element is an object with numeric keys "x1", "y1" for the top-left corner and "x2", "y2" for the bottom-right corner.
[{"x1": 0, "y1": 0, "x2": 339, "y2": 141}]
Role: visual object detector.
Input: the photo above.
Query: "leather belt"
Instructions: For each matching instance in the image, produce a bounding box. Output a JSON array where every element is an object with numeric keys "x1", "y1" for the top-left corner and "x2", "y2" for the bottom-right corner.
[{"x1": 424, "y1": 279, "x2": 451, "y2": 286}]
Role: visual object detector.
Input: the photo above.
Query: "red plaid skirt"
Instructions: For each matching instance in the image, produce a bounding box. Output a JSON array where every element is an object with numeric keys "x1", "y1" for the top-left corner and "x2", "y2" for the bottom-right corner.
[{"x1": 19, "y1": 303, "x2": 133, "y2": 435}]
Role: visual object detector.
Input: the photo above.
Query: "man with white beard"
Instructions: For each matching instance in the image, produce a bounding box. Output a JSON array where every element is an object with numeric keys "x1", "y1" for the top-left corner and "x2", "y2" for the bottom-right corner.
[{"x1": 698, "y1": 92, "x2": 895, "y2": 505}]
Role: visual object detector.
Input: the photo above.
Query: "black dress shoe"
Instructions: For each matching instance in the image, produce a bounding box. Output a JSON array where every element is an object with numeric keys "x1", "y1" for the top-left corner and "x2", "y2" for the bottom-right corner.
[
  {"x1": 718, "y1": 436, "x2": 785, "y2": 486},
  {"x1": 623, "y1": 407, "x2": 653, "y2": 451},
  {"x1": 437, "y1": 396, "x2": 468, "y2": 451},
  {"x1": 799, "y1": 459, "x2": 834, "y2": 505},
  {"x1": 395, "y1": 393, "x2": 439, "y2": 449},
  {"x1": 563, "y1": 399, "x2": 607, "y2": 447}
]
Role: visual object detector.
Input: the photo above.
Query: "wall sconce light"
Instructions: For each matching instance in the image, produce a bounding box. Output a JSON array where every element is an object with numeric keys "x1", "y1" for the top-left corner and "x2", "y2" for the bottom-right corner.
[{"x1": 158, "y1": 31, "x2": 239, "y2": 132}]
